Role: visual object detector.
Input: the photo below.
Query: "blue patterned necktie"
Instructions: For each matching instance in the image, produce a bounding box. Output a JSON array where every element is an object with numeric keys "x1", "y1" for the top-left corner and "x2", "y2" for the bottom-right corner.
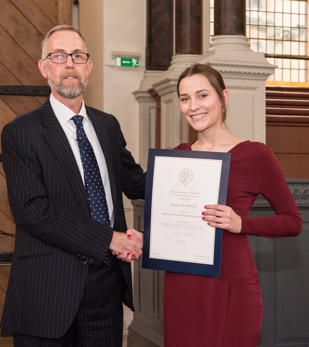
[{"x1": 72, "y1": 115, "x2": 113, "y2": 265}]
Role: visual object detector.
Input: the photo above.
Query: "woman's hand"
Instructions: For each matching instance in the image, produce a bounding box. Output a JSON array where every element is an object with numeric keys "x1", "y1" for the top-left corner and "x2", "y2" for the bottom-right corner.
[{"x1": 202, "y1": 204, "x2": 242, "y2": 234}]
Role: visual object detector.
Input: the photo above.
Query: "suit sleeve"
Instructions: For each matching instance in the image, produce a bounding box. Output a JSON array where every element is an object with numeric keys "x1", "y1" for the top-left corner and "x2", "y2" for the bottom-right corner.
[
  {"x1": 240, "y1": 147, "x2": 302, "y2": 238},
  {"x1": 2, "y1": 122, "x2": 112, "y2": 267},
  {"x1": 116, "y1": 119, "x2": 146, "y2": 200}
]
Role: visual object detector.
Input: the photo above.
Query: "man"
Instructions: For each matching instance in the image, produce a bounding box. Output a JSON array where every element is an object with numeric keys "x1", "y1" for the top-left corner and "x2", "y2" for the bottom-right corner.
[{"x1": 1, "y1": 25, "x2": 145, "y2": 346}]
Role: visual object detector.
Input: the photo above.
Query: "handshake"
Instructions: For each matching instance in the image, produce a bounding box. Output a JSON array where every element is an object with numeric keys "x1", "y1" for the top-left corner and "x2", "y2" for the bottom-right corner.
[{"x1": 109, "y1": 229, "x2": 143, "y2": 263}]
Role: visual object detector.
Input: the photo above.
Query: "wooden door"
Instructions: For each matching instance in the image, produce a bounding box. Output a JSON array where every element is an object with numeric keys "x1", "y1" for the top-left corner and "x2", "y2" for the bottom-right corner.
[{"x1": 0, "y1": 0, "x2": 72, "y2": 335}]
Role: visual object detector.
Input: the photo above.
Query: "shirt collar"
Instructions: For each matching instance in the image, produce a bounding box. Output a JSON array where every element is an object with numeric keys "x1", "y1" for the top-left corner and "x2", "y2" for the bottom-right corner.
[{"x1": 49, "y1": 93, "x2": 89, "y2": 126}]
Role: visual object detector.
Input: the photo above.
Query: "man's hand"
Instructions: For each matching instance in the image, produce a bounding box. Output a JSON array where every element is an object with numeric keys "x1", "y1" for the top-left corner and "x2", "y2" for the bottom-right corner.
[{"x1": 109, "y1": 229, "x2": 143, "y2": 262}]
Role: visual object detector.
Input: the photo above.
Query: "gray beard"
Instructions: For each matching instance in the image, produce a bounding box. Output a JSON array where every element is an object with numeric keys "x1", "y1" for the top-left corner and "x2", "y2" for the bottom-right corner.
[{"x1": 46, "y1": 71, "x2": 88, "y2": 99}]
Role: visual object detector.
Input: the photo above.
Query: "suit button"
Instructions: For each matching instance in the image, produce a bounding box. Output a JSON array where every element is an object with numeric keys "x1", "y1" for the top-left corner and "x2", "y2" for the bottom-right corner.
[
  {"x1": 88, "y1": 258, "x2": 94, "y2": 263},
  {"x1": 81, "y1": 259, "x2": 88, "y2": 265}
]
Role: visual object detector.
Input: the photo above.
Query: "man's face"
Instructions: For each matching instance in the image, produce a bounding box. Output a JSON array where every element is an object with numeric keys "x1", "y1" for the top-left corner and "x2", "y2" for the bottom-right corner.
[{"x1": 38, "y1": 30, "x2": 92, "y2": 99}]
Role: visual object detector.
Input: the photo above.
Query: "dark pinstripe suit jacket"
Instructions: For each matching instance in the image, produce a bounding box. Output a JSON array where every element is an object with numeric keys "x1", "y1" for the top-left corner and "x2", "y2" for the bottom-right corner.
[{"x1": 0, "y1": 99, "x2": 146, "y2": 338}]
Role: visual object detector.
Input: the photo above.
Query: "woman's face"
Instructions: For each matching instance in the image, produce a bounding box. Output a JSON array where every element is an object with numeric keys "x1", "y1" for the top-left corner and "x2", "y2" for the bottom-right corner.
[{"x1": 178, "y1": 74, "x2": 228, "y2": 133}]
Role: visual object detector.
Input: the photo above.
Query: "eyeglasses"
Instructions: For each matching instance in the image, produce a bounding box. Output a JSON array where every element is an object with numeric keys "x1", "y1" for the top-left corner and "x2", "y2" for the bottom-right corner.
[{"x1": 44, "y1": 52, "x2": 90, "y2": 64}]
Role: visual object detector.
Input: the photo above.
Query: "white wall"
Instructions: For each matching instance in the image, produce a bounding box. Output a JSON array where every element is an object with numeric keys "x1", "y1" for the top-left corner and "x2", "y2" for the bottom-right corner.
[
  {"x1": 80, "y1": 0, "x2": 146, "y2": 160},
  {"x1": 79, "y1": 0, "x2": 147, "y2": 338},
  {"x1": 102, "y1": 1, "x2": 146, "y2": 336}
]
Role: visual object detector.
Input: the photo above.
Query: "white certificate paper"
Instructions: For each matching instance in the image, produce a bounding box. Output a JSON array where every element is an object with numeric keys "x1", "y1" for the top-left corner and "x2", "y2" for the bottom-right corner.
[{"x1": 150, "y1": 156, "x2": 222, "y2": 265}]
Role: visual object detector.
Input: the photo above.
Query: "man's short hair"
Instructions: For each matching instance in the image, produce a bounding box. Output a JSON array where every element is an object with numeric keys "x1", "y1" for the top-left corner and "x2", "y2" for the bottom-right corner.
[{"x1": 41, "y1": 25, "x2": 87, "y2": 60}]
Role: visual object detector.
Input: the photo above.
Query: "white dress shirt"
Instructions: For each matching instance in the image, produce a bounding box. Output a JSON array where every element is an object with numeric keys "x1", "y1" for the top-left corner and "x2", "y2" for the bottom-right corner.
[{"x1": 50, "y1": 94, "x2": 114, "y2": 226}]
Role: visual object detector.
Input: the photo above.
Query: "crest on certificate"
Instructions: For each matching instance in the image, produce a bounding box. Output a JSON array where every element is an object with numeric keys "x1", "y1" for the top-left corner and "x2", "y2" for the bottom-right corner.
[{"x1": 179, "y1": 168, "x2": 193, "y2": 187}]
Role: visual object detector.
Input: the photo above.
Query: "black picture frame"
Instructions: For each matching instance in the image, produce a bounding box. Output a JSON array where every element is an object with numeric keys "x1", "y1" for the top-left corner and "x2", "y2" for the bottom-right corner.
[{"x1": 142, "y1": 148, "x2": 231, "y2": 277}]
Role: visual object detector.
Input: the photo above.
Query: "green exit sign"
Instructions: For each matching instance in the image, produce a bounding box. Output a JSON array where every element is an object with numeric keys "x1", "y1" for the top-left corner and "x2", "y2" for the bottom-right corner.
[{"x1": 115, "y1": 57, "x2": 139, "y2": 67}]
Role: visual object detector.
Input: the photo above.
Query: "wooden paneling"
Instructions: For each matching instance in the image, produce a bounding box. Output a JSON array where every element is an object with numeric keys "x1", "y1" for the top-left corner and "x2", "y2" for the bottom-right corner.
[
  {"x1": 11, "y1": 0, "x2": 57, "y2": 35},
  {"x1": 0, "y1": 99, "x2": 17, "y2": 152},
  {"x1": 35, "y1": 96, "x2": 49, "y2": 104},
  {"x1": 0, "y1": 267, "x2": 11, "y2": 327},
  {"x1": 268, "y1": 152, "x2": 309, "y2": 179},
  {"x1": 266, "y1": 86, "x2": 309, "y2": 179},
  {"x1": 0, "y1": 0, "x2": 72, "y2": 335},
  {"x1": 0, "y1": 0, "x2": 44, "y2": 62},
  {"x1": 58, "y1": 0, "x2": 72, "y2": 25},
  {"x1": 0, "y1": 215, "x2": 15, "y2": 250},
  {"x1": 0, "y1": 100, "x2": 16, "y2": 127},
  {"x1": 0, "y1": 62, "x2": 22, "y2": 85},
  {"x1": 0, "y1": 95, "x2": 43, "y2": 116},
  {"x1": 0, "y1": 161, "x2": 14, "y2": 329},
  {"x1": 33, "y1": 0, "x2": 58, "y2": 25},
  {"x1": 0, "y1": 27, "x2": 46, "y2": 85},
  {"x1": 0, "y1": 182, "x2": 13, "y2": 223},
  {"x1": 267, "y1": 124, "x2": 309, "y2": 154}
]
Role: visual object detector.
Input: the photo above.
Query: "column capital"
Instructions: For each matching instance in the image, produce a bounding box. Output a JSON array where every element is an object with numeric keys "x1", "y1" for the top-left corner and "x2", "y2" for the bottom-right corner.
[
  {"x1": 138, "y1": 70, "x2": 163, "y2": 91},
  {"x1": 199, "y1": 35, "x2": 276, "y2": 80},
  {"x1": 132, "y1": 90, "x2": 154, "y2": 104},
  {"x1": 152, "y1": 54, "x2": 201, "y2": 96}
]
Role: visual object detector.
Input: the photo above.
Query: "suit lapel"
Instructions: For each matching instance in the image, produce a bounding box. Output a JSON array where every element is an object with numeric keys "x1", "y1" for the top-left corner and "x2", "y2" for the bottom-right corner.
[{"x1": 40, "y1": 99, "x2": 90, "y2": 217}]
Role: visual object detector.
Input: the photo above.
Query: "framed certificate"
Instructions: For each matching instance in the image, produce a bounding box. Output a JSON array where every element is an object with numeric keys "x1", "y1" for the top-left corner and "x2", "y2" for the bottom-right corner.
[{"x1": 142, "y1": 148, "x2": 231, "y2": 277}]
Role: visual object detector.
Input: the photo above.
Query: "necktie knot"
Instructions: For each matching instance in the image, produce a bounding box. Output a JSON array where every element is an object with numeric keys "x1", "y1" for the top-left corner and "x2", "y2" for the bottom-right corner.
[
  {"x1": 72, "y1": 116, "x2": 86, "y2": 143},
  {"x1": 72, "y1": 115, "x2": 83, "y2": 128}
]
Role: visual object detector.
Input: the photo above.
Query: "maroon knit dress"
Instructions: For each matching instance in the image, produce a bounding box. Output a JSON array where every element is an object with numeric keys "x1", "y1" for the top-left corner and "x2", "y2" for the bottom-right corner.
[{"x1": 163, "y1": 141, "x2": 302, "y2": 347}]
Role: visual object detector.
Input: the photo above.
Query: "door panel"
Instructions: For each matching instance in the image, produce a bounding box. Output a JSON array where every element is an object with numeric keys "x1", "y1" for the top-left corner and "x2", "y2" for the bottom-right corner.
[{"x1": 0, "y1": 0, "x2": 72, "y2": 334}]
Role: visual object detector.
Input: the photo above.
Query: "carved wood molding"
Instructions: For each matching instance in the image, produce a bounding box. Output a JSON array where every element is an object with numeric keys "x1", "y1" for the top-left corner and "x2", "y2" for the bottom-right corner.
[{"x1": 255, "y1": 180, "x2": 309, "y2": 207}]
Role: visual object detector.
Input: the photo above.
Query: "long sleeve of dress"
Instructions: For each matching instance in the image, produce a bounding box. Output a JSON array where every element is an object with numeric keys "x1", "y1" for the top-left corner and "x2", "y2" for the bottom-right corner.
[{"x1": 239, "y1": 144, "x2": 302, "y2": 238}]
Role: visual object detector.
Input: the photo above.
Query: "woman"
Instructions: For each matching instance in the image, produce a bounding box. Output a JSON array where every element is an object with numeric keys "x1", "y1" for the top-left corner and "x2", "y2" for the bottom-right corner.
[{"x1": 163, "y1": 64, "x2": 302, "y2": 347}]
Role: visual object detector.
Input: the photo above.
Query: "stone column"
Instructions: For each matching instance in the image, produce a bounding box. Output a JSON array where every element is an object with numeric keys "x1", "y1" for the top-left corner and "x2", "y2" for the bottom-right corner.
[
  {"x1": 146, "y1": 0, "x2": 174, "y2": 70},
  {"x1": 214, "y1": 0, "x2": 246, "y2": 35},
  {"x1": 176, "y1": 0, "x2": 202, "y2": 54},
  {"x1": 132, "y1": 71, "x2": 161, "y2": 170},
  {"x1": 153, "y1": 0, "x2": 202, "y2": 149},
  {"x1": 132, "y1": 0, "x2": 173, "y2": 169},
  {"x1": 198, "y1": 0, "x2": 275, "y2": 143}
]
